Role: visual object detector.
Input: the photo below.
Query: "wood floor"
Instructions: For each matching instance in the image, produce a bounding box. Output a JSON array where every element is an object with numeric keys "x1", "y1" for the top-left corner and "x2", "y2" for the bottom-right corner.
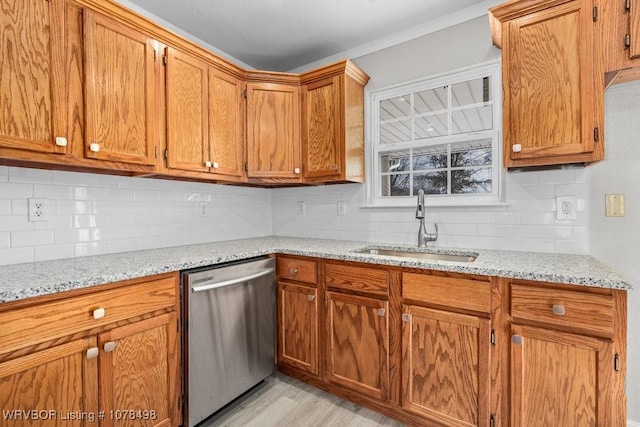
[{"x1": 199, "y1": 373, "x2": 406, "y2": 427}]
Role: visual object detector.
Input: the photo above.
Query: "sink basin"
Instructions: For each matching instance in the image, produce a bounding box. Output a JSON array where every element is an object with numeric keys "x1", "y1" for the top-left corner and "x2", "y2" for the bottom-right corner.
[{"x1": 356, "y1": 247, "x2": 477, "y2": 263}]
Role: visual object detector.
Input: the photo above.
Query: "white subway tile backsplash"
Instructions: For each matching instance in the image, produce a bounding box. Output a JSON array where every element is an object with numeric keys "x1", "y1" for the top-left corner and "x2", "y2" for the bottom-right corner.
[
  {"x1": 0, "y1": 232, "x2": 9, "y2": 248},
  {"x1": 1, "y1": 216, "x2": 33, "y2": 232},
  {"x1": 9, "y1": 168, "x2": 53, "y2": 184},
  {"x1": 74, "y1": 241, "x2": 109, "y2": 257},
  {"x1": 0, "y1": 166, "x2": 8, "y2": 182},
  {"x1": 11, "y1": 200, "x2": 28, "y2": 216},
  {"x1": 0, "y1": 200, "x2": 11, "y2": 215},
  {"x1": 0, "y1": 182, "x2": 33, "y2": 199},
  {"x1": 33, "y1": 184, "x2": 74, "y2": 200},
  {"x1": 538, "y1": 169, "x2": 576, "y2": 184},
  {"x1": 0, "y1": 247, "x2": 33, "y2": 266},
  {"x1": 74, "y1": 187, "x2": 106, "y2": 201},
  {"x1": 11, "y1": 230, "x2": 54, "y2": 247},
  {"x1": 34, "y1": 244, "x2": 74, "y2": 262}
]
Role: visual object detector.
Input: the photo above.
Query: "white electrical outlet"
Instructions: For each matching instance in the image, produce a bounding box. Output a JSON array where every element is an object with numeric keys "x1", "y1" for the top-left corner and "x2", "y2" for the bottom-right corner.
[
  {"x1": 28, "y1": 198, "x2": 48, "y2": 222},
  {"x1": 337, "y1": 200, "x2": 346, "y2": 216},
  {"x1": 199, "y1": 202, "x2": 209, "y2": 218},
  {"x1": 297, "y1": 201, "x2": 306, "y2": 216},
  {"x1": 556, "y1": 196, "x2": 577, "y2": 220}
]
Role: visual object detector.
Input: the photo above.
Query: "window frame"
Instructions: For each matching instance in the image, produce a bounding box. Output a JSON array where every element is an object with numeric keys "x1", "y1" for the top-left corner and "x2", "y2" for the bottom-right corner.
[{"x1": 367, "y1": 61, "x2": 504, "y2": 207}]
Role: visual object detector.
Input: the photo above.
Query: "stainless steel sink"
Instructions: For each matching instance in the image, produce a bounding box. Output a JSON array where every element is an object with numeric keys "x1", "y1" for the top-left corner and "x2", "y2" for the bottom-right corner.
[{"x1": 356, "y1": 247, "x2": 477, "y2": 263}]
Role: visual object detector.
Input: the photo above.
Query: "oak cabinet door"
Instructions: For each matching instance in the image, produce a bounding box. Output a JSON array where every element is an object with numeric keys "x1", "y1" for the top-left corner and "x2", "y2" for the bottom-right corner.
[
  {"x1": 98, "y1": 313, "x2": 179, "y2": 427},
  {"x1": 632, "y1": 1, "x2": 640, "y2": 59},
  {"x1": 510, "y1": 324, "x2": 614, "y2": 427},
  {"x1": 0, "y1": 338, "x2": 99, "y2": 427},
  {"x1": 277, "y1": 282, "x2": 318, "y2": 375},
  {"x1": 302, "y1": 76, "x2": 341, "y2": 180},
  {"x1": 208, "y1": 68, "x2": 245, "y2": 178},
  {"x1": 501, "y1": 0, "x2": 602, "y2": 167},
  {"x1": 165, "y1": 47, "x2": 209, "y2": 173},
  {"x1": 246, "y1": 82, "x2": 301, "y2": 180},
  {"x1": 0, "y1": 0, "x2": 67, "y2": 154},
  {"x1": 401, "y1": 305, "x2": 491, "y2": 427},
  {"x1": 83, "y1": 10, "x2": 157, "y2": 165},
  {"x1": 325, "y1": 292, "x2": 389, "y2": 400}
]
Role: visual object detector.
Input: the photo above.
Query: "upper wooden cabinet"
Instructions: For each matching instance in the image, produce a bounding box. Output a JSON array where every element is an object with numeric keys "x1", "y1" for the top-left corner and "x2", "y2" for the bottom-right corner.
[
  {"x1": 301, "y1": 60, "x2": 370, "y2": 183},
  {"x1": 601, "y1": 0, "x2": 640, "y2": 85},
  {"x1": 84, "y1": 9, "x2": 158, "y2": 166},
  {"x1": 246, "y1": 82, "x2": 301, "y2": 183},
  {"x1": 0, "y1": 0, "x2": 67, "y2": 155},
  {"x1": 490, "y1": 0, "x2": 604, "y2": 168},
  {"x1": 164, "y1": 47, "x2": 245, "y2": 181}
]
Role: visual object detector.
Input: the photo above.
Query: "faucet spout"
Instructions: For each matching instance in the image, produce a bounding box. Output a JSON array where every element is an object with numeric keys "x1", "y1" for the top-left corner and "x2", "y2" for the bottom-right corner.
[{"x1": 415, "y1": 189, "x2": 438, "y2": 247}]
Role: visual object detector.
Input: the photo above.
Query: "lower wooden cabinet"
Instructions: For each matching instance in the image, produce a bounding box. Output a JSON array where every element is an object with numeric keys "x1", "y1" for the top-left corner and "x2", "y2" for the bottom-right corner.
[
  {"x1": 0, "y1": 273, "x2": 181, "y2": 427},
  {"x1": 325, "y1": 291, "x2": 389, "y2": 400},
  {"x1": 277, "y1": 282, "x2": 318, "y2": 375},
  {"x1": 510, "y1": 324, "x2": 614, "y2": 426},
  {"x1": 401, "y1": 304, "x2": 491, "y2": 427}
]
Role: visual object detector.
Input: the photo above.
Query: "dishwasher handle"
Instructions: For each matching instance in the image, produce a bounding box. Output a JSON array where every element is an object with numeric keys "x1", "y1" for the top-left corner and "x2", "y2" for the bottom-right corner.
[{"x1": 191, "y1": 267, "x2": 275, "y2": 293}]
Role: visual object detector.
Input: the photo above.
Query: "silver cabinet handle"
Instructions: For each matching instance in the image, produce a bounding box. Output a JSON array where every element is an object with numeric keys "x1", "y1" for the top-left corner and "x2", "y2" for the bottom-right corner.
[
  {"x1": 289, "y1": 268, "x2": 298, "y2": 275},
  {"x1": 331, "y1": 164, "x2": 338, "y2": 171},
  {"x1": 55, "y1": 136, "x2": 68, "y2": 147},
  {"x1": 89, "y1": 143, "x2": 100, "y2": 152},
  {"x1": 104, "y1": 342, "x2": 116, "y2": 353},
  {"x1": 552, "y1": 304, "x2": 565, "y2": 316},
  {"x1": 93, "y1": 307, "x2": 105, "y2": 319},
  {"x1": 512, "y1": 144, "x2": 522, "y2": 153},
  {"x1": 205, "y1": 160, "x2": 212, "y2": 168},
  {"x1": 402, "y1": 313, "x2": 410, "y2": 322},
  {"x1": 378, "y1": 308, "x2": 386, "y2": 317},
  {"x1": 294, "y1": 167, "x2": 301, "y2": 174},
  {"x1": 512, "y1": 335, "x2": 523, "y2": 345},
  {"x1": 87, "y1": 347, "x2": 99, "y2": 359},
  {"x1": 307, "y1": 294, "x2": 315, "y2": 302},
  {"x1": 192, "y1": 268, "x2": 274, "y2": 293},
  {"x1": 213, "y1": 161, "x2": 219, "y2": 169}
]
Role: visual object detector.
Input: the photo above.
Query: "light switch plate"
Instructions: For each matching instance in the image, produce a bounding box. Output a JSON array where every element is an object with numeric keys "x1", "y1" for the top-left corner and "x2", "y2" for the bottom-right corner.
[{"x1": 605, "y1": 194, "x2": 625, "y2": 217}]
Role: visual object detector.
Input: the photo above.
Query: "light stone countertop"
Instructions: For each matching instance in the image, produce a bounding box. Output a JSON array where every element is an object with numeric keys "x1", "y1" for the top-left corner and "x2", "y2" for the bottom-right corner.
[{"x1": 0, "y1": 236, "x2": 632, "y2": 304}]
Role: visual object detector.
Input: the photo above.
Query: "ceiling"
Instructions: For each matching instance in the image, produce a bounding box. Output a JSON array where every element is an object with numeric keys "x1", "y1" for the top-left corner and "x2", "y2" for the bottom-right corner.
[{"x1": 120, "y1": 0, "x2": 492, "y2": 71}]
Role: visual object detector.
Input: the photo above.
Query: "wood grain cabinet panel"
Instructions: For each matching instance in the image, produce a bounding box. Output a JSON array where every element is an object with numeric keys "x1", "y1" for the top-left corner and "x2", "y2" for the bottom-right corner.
[
  {"x1": 0, "y1": 337, "x2": 99, "y2": 427},
  {"x1": 490, "y1": 0, "x2": 604, "y2": 167},
  {"x1": 277, "y1": 257, "x2": 317, "y2": 284},
  {"x1": 325, "y1": 263, "x2": 388, "y2": 296},
  {"x1": 510, "y1": 324, "x2": 614, "y2": 426},
  {"x1": 0, "y1": 0, "x2": 67, "y2": 155},
  {"x1": 277, "y1": 283, "x2": 318, "y2": 375},
  {"x1": 84, "y1": 10, "x2": 157, "y2": 165},
  {"x1": 402, "y1": 305, "x2": 491, "y2": 427},
  {"x1": 246, "y1": 82, "x2": 301, "y2": 182},
  {"x1": 325, "y1": 292, "x2": 389, "y2": 400}
]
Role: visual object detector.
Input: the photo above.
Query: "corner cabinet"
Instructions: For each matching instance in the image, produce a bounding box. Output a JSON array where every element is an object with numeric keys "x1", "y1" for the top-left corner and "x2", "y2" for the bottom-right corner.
[
  {"x1": 301, "y1": 61, "x2": 370, "y2": 183},
  {"x1": 490, "y1": 0, "x2": 604, "y2": 168},
  {"x1": 0, "y1": 273, "x2": 181, "y2": 427}
]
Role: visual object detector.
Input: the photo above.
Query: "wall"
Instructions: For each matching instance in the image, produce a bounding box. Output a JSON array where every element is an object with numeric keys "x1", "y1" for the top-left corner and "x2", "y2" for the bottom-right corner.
[
  {"x1": 0, "y1": 167, "x2": 272, "y2": 266},
  {"x1": 589, "y1": 80, "x2": 640, "y2": 425}
]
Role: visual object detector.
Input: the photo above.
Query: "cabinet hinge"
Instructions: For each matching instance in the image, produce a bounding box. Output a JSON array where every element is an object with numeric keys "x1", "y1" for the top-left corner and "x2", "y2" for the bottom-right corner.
[
  {"x1": 242, "y1": 90, "x2": 247, "y2": 99},
  {"x1": 177, "y1": 318, "x2": 180, "y2": 332},
  {"x1": 490, "y1": 414, "x2": 496, "y2": 427},
  {"x1": 490, "y1": 329, "x2": 496, "y2": 345},
  {"x1": 592, "y1": 6, "x2": 598, "y2": 21},
  {"x1": 153, "y1": 49, "x2": 157, "y2": 62},
  {"x1": 625, "y1": 34, "x2": 631, "y2": 48},
  {"x1": 244, "y1": 162, "x2": 248, "y2": 172},
  {"x1": 614, "y1": 353, "x2": 621, "y2": 372},
  {"x1": 162, "y1": 55, "x2": 168, "y2": 66},
  {"x1": 594, "y1": 127, "x2": 600, "y2": 143},
  {"x1": 154, "y1": 146, "x2": 159, "y2": 159},
  {"x1": 625, "y1": 0, "x2": 631, "y2": 12},
  {"x1": 164, "y1": 149, "x2": 169, "y2": 160}
]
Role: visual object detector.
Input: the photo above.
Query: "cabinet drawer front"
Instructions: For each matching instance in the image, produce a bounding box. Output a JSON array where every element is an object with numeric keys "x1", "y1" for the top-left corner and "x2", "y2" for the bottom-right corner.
[
  {"x1": 510, "y1": 285, "x2": 614, "y2": 336},
  {"x1": 0, "y1": 276, "x2": 177, "y2": 355},
  {"x1": 277, "y1": 257, "x2": 317, "y2": 284},
  {"x1": 402, "y1": 273, "x2": 491, "y2": 314},
  {"x1": 325, "y1": 263, "x2": 388, "y2": 296}
]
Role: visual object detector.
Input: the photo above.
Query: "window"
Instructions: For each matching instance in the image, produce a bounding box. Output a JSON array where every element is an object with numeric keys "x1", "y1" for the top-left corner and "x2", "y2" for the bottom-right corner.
[{"x1": 370, "y1": 62, "x2": 502, "y2": 206}]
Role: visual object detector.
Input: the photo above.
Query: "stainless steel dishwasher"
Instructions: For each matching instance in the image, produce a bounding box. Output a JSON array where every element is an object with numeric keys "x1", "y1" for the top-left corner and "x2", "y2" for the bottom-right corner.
[{"x1": 182, "y1": 257, "x2": 276, "y2": 427}]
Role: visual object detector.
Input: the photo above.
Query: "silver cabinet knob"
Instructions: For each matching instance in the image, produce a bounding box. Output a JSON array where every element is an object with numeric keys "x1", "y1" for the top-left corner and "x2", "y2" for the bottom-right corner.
[
  {"x1": 512, "y1": 335, "x2": 523, "y2": 345},
  {"x1": 331, "y1": 164, "x2": 338, "y2": 171},
  {"x1": 93, "y1": 307, "x2": 105, "y2": 319},
  {"x1": 402, "y1": 313, "x2": 410, "y2": 322},
  {"x1": 213, "y1": 161, "x2": 219, "y2": 169},
  {"x1": 378, "y1": 308, "x2": 386, "y2": 317},
  {"x1": 87, "y1": 347, "x2": 99, "y2": 359},
  {"x1": 289, "y1": 268, "x2": 298, "y2": 275},
  {"x1": 552, "y1": 304, "x2": 565, "y2": 316},
  {"x1": 103, "y1": 341, "x2": 116, "y2": 353},
  {"x1": 55, "y1": 137, "x2": 68, "y2": 147},
  {"x1": 89, "y1": 143, "x2": 100, "y2": 152},
  {"x1": 307, "y1": 294, "x2": 315, "y2": 302},
  {"x1": 205, "y1": 160, "x2": 212, "y2": 168},
  {"x1": 294, "y1": 167, "x2": 301, "y2": 174},
  {"x1": 512, "y1": 144, "x2": 522, "y2": 153}
]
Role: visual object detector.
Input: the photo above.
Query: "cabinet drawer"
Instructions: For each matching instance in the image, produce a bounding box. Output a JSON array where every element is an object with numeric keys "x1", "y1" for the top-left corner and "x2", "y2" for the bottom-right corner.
[
  {"x1": 325, "y1": 263, "x2": 388, "y2": 296},
  {"x1": 0, "y1": 275, "x2": 177, "y2": 355},
  {"x1": 277, "y1": 256, "x2": 317, "y2": 284},
  {"x1": 510, "y1": 284, "x2": 615, "y2": 336},
  {"x1": 402, "y1": 273, "x2": 491, "y2": 314}
]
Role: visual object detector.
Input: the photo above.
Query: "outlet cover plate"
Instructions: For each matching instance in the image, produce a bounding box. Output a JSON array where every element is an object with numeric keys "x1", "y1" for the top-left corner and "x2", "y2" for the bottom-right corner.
[
  {"x1": 556, "y1": 196, "x2": 577, "y2": 220},
  {"x1": 28, "y1": 198, "x2": 48, "y2": 222}
]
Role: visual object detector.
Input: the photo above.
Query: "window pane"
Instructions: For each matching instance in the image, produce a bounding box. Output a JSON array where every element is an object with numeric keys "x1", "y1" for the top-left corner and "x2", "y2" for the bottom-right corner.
[
  {"x1": 381, "y1": 173, "x2": 410, "y2": 196},
  {"x1": 413, "y1": 145, "x2": 447, "y2": 170},
  {"x1": 451, "y1": 140, "x2": 492, "y2": 167},
  {"x1": 414, "y1": 113, "x2": 448, "y2": 139},
  {"x1": 414, "y1": 86, "x2": 447, "y2": 114},
  {"x1": 452, "y1": 168, "x2": 492, "y2": 194},
  {"x1": 380, "y1": 150, "x2": 410, "y2": 172},
  {"x1": 414, "y1": 171, "x2": 447, "y2": 195},
  {"x1": 380, "y1": 95, "x2": 411, "y2": 120},
  {"x1": 380, "y1": 120, "x2": 411, "y2": 144},
  {"x1": 451, "y1": 77, "x2": 490, "y2": 107},
  {"x1": 451, "y1": 105, "x2": 493, "y2": 134}
]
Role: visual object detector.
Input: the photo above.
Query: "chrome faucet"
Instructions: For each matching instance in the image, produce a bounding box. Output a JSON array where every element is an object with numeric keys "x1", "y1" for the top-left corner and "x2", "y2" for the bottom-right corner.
[{"x1": 415, "y1": 189, "x2": 438, "y2": 247}]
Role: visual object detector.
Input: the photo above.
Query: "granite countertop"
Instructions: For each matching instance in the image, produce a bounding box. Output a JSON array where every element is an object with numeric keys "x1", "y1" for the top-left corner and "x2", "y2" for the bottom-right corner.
[{"x1": 0, "y1": 236, "x2": 632, "y2": 303}]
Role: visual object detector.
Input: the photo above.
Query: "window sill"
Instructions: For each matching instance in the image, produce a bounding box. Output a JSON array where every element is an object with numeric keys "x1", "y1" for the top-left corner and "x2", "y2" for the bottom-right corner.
[{"x1": 360, "y1": 200, "x2": 511, "y2": 209}]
